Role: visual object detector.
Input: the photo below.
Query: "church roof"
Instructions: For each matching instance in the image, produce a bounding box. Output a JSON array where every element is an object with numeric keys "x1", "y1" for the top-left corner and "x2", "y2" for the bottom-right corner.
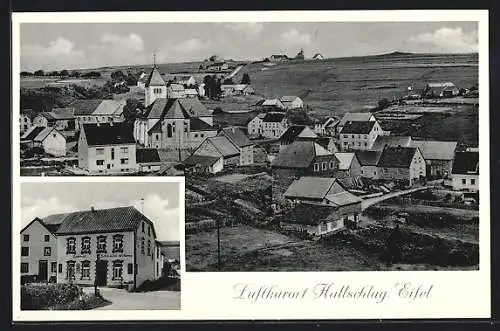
[{"x1": 145, "y1": 66, "x2": 166, "y2": 87}]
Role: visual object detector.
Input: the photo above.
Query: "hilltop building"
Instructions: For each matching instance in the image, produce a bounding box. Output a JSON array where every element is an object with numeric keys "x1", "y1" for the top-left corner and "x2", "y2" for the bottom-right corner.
[
  {"x1": 422, "y1": 82, "x2": 460, "y2": 98},
  {"x1": 312, "y1": 53, "x2": 324, "y2": 60}
]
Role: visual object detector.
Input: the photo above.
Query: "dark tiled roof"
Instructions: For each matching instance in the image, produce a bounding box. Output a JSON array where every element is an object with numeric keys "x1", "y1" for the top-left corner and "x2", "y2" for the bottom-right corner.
[
  {"x1": 377, "y1": 147, "x2": 417, "y2": 168},
  {"x1": 51, "y1": 206, "x2": 155, "y2": 236},
  {"x1": 82, "y1": 123, "x2": 135, "y2": 146},
  {"x1": 183, "y1": 154, "x2": 221, "y2": 166},
  {"x1": 452, "y1": 151, "x2": 479, "y2": 175},
  {"x1": 262, "y1": 112, "x2": 286, "y2": 123},
  {"x1": 340, "y1": 121, "x2": 376, "y2": 134},
  {"x1": 206, "y1": 136, "x2": 240, "y2": 158},
  {"x1": 136, "y1": 148, "x2": 161, "y2": 163},
  {"x1": 71, "y1": 99, "x2": 103, "y2": 116},
  {"x1": 279, "y1": 125, "x2": 311, "y2": 144},
  {"x1": 371, "y1": 136, "x2": 412, "y2": 151},
  {"x1": 144, "y1": 98, "x2": 211, "y2": 120},
  {"x1": 21, "y1": 126, "x2": 45, "y2": 141},
  {"x1": 355, "y1": 150, "x2": 382, "y2": 166},
  {"x1": 271, "y1": 141, "x2": 333, "y2": 168},
  {"x1": 190, "y1": 118, "x2": 214, "y2": 132},
  {"x1": 220, "y1": 127, "x2": 252, "y2": 147}
]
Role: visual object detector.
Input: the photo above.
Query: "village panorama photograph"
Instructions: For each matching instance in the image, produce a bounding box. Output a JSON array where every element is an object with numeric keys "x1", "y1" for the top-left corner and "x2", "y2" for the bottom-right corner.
[
  {"x1": 18, "y1": 181, "x2": 181, "y2": 310},
  {"x1": 17, "y1": 21, "x2": 479, "y2": 272}
]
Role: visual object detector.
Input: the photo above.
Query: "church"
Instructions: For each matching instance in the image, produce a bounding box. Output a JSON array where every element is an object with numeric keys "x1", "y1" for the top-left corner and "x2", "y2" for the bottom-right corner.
[{"x1": 133, "y1": 65, "x2": 217, "y2": 159}]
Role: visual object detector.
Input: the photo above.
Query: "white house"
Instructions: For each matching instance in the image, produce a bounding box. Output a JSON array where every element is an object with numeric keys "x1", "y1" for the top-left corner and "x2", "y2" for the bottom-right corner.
[
  {"x1": 261, "y1": 98, "x2": 286, "y2": 110},
  {"x1": 21, "y1": 126, "x2": 67, "y2": 157},
  {"x1": 72, "y1": 99, "x2": 126, "y2": 131},
  {"x1": 247, "y1": 113, "x2": 266, "y2": 137},
  {"x1": 261, "y1": 112, "x2": 288, "y2": 138},
  {"x1": 167, "y1": 84, "x2": 187, "y2": 99},
  {"x1": 280, "y1": 96, "x2": 304, "y2": 109},
  {"x1": 451, "y1": 151, "x2": 479, "y2": 192},
  {"x1": 313, "y1": 117, "x2": 339, "y2": 136},
  {"x1": 337, "y1": 112, "x2": 376, "y2": 136},
  {"x1": 339, "y1": 120, "x2": 383, "y2": 151}
]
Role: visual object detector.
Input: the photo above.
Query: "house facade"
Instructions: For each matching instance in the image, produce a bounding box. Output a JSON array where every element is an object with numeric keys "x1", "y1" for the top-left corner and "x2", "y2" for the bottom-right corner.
[
  {"x1": 377, "y1": 147, "x2": 426, "y2": 185},
  {"x1": 261, "y1": 112, "x2": 288, "y2": 139},
  {"x1": 21, "y1": 126, "x2": 67, "y2": 157},
  {"x1": 451, "y1": 151, "x2": 479, "y2": 192},
  {"x1": 356, "y1": 150, "x2": 382, "y2": 179},
  {"x1": 219, "y1": 127, "x2": 254, "y2": 166},
  {"x1": 339, "y1": 120, "x2": 383, "y2": 151},
  {"x1": 410, "y1": 140, "x2": 457, "y2": 178},
  {"x1": 20, "y1": 218, "x2": 58, "y2": 283},
  {"x1": 247, "y1": 114, "x2": 265, "y2": 137},
  {"x1": 334, "y1": 152, "x2": 362, "y2": 178},
  {"x1": 32, "y1": 110, "x2": 75, "y2": 131},
  {"x1": 20, "y1": 109, "x2": 35, "y2": 134},
  {"x1": 78, "y1": 123, "x2": 137, "y2": 174},
  {"x1": 51, "y1": 206, "x2": 162, "y2": 288}
]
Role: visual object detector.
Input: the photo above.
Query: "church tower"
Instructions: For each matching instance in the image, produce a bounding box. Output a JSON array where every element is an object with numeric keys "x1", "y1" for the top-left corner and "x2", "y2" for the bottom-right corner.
[{"x1": 144, "y1": 54, "x2": 167, "y2": 107}]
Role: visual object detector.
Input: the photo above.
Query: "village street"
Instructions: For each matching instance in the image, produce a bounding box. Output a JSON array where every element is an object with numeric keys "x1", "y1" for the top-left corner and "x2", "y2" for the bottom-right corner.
[{"x1": 85, "y1": 287, "x2": 181, "y2": 310}]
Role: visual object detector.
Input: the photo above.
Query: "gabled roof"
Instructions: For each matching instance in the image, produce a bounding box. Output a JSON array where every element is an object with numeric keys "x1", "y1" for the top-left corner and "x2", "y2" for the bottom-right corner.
[
  {"x1": 410, "y1": 140, "x2": 457, "y2": 160},
  {"x1": 136, "y1": 148, "x2": 161, "y2": 164},
  {"x1": 452, "y1": 151, "x2": 479, "y2": 175},
  {"x1": 185, "y1": 89, "x2": 198, "y2": 95},
  {"x1": 144, "y1": 98, "x2": 211, "y2": 120},
  {"x1": 50, "y1": 206, "x2": 156, "y2": 236},
  {"x1": 190, "y1": 118, "x2": 215, "y2": 132},
  {"x1": 71, "y1": 99, "x2": 103, "y2": 116},
  {"x1": 427, "y1": 82, "x2": 456, "y2": 88},
  {"x1": 334, "y1": 152, "x2": 357, "y2": 170},
  {"x1": 169, "y1": 84, "x2": 185, "y2": 91},
  {"x1": 339, "y1": 112, "x2": 374, "y2": 126},
  {"x1": 82, "y1": 123, "x2": 135, "y2": 146},
  {"x1": 21, "y1": 126, "x2": 45, "y2": 141},
  {"x1": 145, "y1": 66, "x2": 166, "y2": 87},
  {"x1": 205, "y1": 136, "x2": 240, "y2": 158},
  {"x1": 355, "y1": 150, "x2": 382, "y2": 166},
  {"x1": 284, "y1": 177, "x2": 344, "y2": 200},
  {"x1": 33, "y1": 127, "x2": 58, "y2": 142},
  {"x1": 340, "y1": 121, "x2": 376, "y2": 134},
  {"x1": 92, "y1": 100, "x2": 126, "y2": 116},
  {"x1": 271, "y1": 140, "x2": 334, "y2": 168},
  {"x1": 377, "y1": 147, "x2": 418, "y2": 168},
  {"x1": 183, "y1": 154, "x2": 221, "y2": 166},
  {"x1": 279, "y1": 125, "x2": 317, "y2": 144},
  {"x1": 37, "y1": 109, "x2": 75, "y2": 121},
  {"x1": 262, "y1": 99, "x2": 285, "y2": 108},
  {"x1": 20, "y1": 217, "x2": 58, "y2": 235},
  {"x1": 262, "y1": 112, "x2": 286, "y2": 123},
  {"x1": 220, "y1": 127, "x2": 252, "y2": 147},
  {"x1": 313, "y1": 53, "x2": 323, "y2": 58},
  {"x1": 371, "y1": 135, "x2": 412, "y2": 151}
]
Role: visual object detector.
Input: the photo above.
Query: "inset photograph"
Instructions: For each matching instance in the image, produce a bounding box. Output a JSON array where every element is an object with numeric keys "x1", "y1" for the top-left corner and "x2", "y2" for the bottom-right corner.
[{"x1": 18, "y1": 180, "x2": 181, "y2": 310}]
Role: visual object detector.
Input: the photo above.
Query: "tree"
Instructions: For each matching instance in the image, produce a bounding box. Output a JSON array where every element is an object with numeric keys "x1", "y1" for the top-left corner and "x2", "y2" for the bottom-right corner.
[
  {"x1": 111, "y1": 70, "x2": 125, "y2": 81},
  {"x1": 60, "y1": 69, "x2": 69, "y2": 77},
  {"x1": 125, "y1": 74, "x2": 138, "y2": 86},
  {"x1": 70, "y1": 71, "x2": 81, "y2": 78},
  {"x1": 209, "y1": 55, "x2": 218, "y2": 62},
  {"x1": 241, "y1": 73, "x2": 251, "y2": 85},
  {"x1": 123, "y1": 98, "x2": 143, "y2": 122},
  {"x1": 20, "y1": 71, "x2": 33, "y2": 77},
  {"x1": 34, "y1": 70, "x2": 45, "y2": 76}
]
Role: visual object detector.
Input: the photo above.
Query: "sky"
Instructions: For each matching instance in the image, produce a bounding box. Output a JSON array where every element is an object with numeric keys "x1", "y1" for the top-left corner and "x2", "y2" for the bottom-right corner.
[
  {"x1": 19, "y1": 21, "x2": 478, "y2": 71},
  {"x1": 20, "y1": 182, "x2": 181, "y2": 241}
]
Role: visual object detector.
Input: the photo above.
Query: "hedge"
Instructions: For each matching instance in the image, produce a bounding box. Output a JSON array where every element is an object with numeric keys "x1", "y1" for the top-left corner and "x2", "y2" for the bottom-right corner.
[{"x1": 21, "y1": 283, "x2": 80, "y2": 310}]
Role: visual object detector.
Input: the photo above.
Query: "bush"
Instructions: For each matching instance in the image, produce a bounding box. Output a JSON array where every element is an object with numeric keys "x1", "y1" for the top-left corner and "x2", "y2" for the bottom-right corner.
[
  {"x1": 21, "y1": 283, "x2": 80, "y2": 310},
  {"x1": 133, "y1": 276, "x2": 180, "y2": 292}
]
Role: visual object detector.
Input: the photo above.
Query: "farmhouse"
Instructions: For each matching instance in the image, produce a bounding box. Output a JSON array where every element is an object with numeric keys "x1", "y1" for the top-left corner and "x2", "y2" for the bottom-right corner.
[
  {"x1": 451, "y1": 151, "x2": 479, "y2": 192},
  {"x1": 218, "y1": 126, "x2": 254, "y2": 165},
  {"x1": 313, "y1": 117, "x2": 339, "y2": 136},
  {"x1": 334, "y1": 152, "x2": 362, "y2": 178},
  {"x1": 78, "y1": 122, "x2": 137, "y2": 175},
  {"x1": 423, "y1": 82, "x2": 460, "y2": 98},
  {"x1": 247, "y1": 113, "x2": 266, "y2": 137},
  {"x1": 271, "y1": 140, "x2": 340, "y2": 201},
  {"x1": 279, "y1": 125, "x2": 318, "y2": 152},
  {"x1": 183, "y1": 154, "x2": 223, "y2": 174},
  {"x1": 43, "y1": 206, "x2": 163, "y2": 288},
  {"x1": 282, "y1": 177, "x2": 362, "y2": 236},
  {"x1": 339, "y1": 120, "x2": 383, "y2": 151},
  {"x1": 175, "y1": 75, "x2": 196, "y2": 87},
  {"x1": 337, "y1": 112, "x2": 376, "y2": 135},
  {"x1": 377, "y1": 146, "x2": 426, "y2": 185},
  {"x1": 261, "y1": 112, "x2": 288, "y2": 138},
  {"x1": 280, "y1": 96, "x2": 304, "y2": 109},
  {"x1": 21, "y1": 126, "x2": 67, "y2": 157},
  {"x1": 261, "y1": 98, "x2": 286, "y2": 111},
  {"x1": 20, "y1": 218, "x2": 59, "y2": 283},
  {"x1": 20, "y1": 109, "x2": 36, "y2": 134},
  {"x1": 356, "y1": 150, "x2": 382, "y2": 179},
  {"x1": 72, "y1": 99, "x2": 126, "y2": 131},
  {"x1": 371, "y1": 135, "x2": 413, "y2": 151},
  {"x1": 410, "y1": 140, "x2": 457, "y2": 178},
  {"x1": 32, "y1": 108, "x2": 75, "y2": 131},
  {"x1": 134, "y1": 98, "x2": 217, "y2": 151},
  {"x1": 222, "y1": 84, "x2": 255, "y2": 97},
  {"x1": 136, "y1": 148, "x2": 162, "y2": 172},
  {"x1": 185, "y1": 135, "x2": 243, "y2": 173}
]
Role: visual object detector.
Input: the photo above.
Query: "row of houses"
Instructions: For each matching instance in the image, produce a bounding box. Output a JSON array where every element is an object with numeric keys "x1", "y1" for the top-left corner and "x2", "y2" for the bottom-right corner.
[
  {"x1": 138, "y1": 69, "x2": 205, "y2": 100},
  {"x1": 20, "y1": 206, "x2": 169, "y2": 287}
]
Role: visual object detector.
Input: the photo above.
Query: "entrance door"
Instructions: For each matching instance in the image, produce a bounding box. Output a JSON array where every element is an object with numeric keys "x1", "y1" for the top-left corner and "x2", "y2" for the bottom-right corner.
[
  {"x1": 96, "y1": 260, "x2": 108, "y2": 286},
  {"x1": 38, "y1": 260, "x2": 48, "y2": 282}
]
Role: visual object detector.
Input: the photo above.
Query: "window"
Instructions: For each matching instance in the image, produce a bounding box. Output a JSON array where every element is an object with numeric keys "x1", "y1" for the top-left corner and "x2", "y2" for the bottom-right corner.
[
  {"x1": 147, "y1": 240, "x2": 151, "y2": 256},
  {"x1": 471, "y1": 179, "x2": 476, "y2": 185},
  {"x1": 352, "y1": 135, "x2": 354, "y2": 139},
  {"x1": 194, "y1": 133, "x2": 198, "y2": 138},
  {"x1": 81, "y1": 260, "x2": 91, "y2": 279},
  {"x1": 21, "y1": 247, "x2": 29, "y2": 256},
  {"x1": 44, "y1": 247, "x2": 51, "y2": 256},
  {"x1": 156, "y1": 134, "x2": 160, "y2": 140},
  {"x1": 66, "y1": 261, "x2": 76, "y2": 280},
  {"x1": 120, "y1": 158, "x2": 129, "y2": 165},
  {"x1": 112, "y1": 260, "x2": 123, "y2": 280},
  {"x1": 58, "y1": 264, "x2": 62, "y2": 273},
  {"x1": 97, "y1": 235, "x2": 107, "y2": 253},
  {"x1": 462, "y1": 179, "x2": 466, "y2": 185},
  {"x1": 141, "y1": 237, "x2": 145, "y2": 255},
  {"x1": 329, "y1": 161, "x2": 334, "y2": 169},
  {"x1": 96, "y1": 160, "x2": 104, "y2": 166},
  {"x1": 81, "y1": 236, "x2": 91, "y2": 254},
  {"x1": 148, "y1": 226, "x2": 150, "y2": 236},
  {"x1": 66, "y1": 238, "x2": 76, "y2": 254},
  {"x1": 111, "y1": 148, "x2": 115, "y2": 160},
  {"x1": 120, "y1": 147, "x2": 128, "y2": 153},
  {"x1": 21, "y1": 263, "x2": 29, "y2": 273},
  {"x1": 112, "y1": 234, "x2": 124, "y2": 253},
  {"x1": 320, "y1": 223, "x2": 328, "y2": 233},
  {"x1": 364, "y1": 135, "x2": 368, "y2": 139},
  {"x1": 313, "y1": 163, "x2": 319, "y2": 172},
  {"x1": 44, "y1": 235, "x2": 50, "y2": 242},
  {"x1": 358, "y1": 142, "x2": 361, "y2": 146},
  {"x1": 343, "y1": 135, "x2": 348, "y2": 139},
  {"x1": 128, "y1": 263, "x2": 133, "y2": 275},
  {"x1": 200, "y1": 133, "x2": 204, "y2": 138},
  {"x1": 23, "y1": 235, "x2": 29, "y2": 242},
  {"x1": 51, "y1": 262, "x2": 57, "y2": 273},
  {"x1": 364, "y1": 142, "x2": 367, "y2": 147},
  {"x1": 167, "y1": 124, "x2": 173, "y2": 138},
  {"x1": 322, "y1": 162, "x2": 327, "y2": 171}
]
